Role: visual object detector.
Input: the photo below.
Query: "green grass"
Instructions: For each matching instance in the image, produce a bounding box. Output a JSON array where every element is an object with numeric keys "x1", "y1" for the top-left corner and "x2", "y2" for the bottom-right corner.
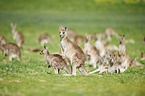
[{"x1": 0, "y1": 0, "x2": 145, "y2": 96}]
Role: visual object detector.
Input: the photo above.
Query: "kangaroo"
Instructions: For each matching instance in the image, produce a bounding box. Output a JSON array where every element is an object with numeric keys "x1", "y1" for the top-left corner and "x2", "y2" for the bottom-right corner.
[
  {"x1": 84, "y1": 33, "x2": 100, "y2": 68},
  {"x1": 40, "y1": 46, "x2": 71, "y2": 75},
  {"x1": 0, "y1": 35, "x2": 6, "y2": 45},
  {"x1": 10, "y1": 23, "x2": 24, "y2": 47},
  {"x1": 36, "y1": 33, "x2": 52, "y2": 46},
  {"x1": 108, "y1": 51, "x2": 122, "y2": 73},
  {"x1": 0, "y1": 43, "x2": 21, "y2": 61},
  {"x1": 59, "y1": 27, "x2": 88, "y2": 76}
]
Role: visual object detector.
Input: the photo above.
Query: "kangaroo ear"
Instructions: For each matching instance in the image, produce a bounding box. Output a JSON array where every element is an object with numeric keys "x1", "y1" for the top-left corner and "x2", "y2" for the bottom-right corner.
[
  {"x1": 44, "y1": 46, "x2": 46, "y2": 49},
  {"x1": 65, "y1": 27, "x2": 68, "y2": 31},
  {"x1": 59, "y1": 26, "x2": 64, "y2": 31}
]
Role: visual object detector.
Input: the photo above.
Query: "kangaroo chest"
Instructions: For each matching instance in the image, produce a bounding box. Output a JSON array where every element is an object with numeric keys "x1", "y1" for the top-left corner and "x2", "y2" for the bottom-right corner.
[
  {"x1": 60, "y1": 40, "x2": 66, "y2": 52},
  {"x1": 60, "y1": 39, "x2": 74, "y2": 59}
]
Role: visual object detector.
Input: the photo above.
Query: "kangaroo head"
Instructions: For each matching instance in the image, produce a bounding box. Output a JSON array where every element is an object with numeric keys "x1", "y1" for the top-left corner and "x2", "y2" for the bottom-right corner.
[
  {"x1": 109, "y1": 52, "x2": 117, "y2": 67},
  {"x1": 59, "y1": 26, "x2": 68, "y2": 39},
  {"x1": 120, "y1": 35, "x2": 125, "y2": 44},
  {"x1": 40, "y1": 46, "x2": 49, "y2": 55}
]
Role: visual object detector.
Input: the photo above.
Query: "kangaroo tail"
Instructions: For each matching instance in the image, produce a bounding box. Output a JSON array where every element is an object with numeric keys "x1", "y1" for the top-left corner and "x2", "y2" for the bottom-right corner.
[{"x1": 89, "y1": 68, "x2": 102, "y2": 74}]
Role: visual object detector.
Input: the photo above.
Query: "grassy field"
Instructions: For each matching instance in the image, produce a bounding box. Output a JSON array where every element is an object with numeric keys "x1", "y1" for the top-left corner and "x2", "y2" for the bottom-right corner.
[{"x1": 0, "y1": 0, "x2": 145, "y2": 96}]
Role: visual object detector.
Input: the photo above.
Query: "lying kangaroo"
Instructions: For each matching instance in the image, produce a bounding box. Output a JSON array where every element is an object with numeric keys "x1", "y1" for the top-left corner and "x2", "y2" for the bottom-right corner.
[
  {"x1": 0, "y1": 43, "x2": 21, "y2": 61},
  {"x1": 84, "y1": 33, "x2": 100, "y2": 68},
  {"x1": 36, "y1": 33, "x2": 52, "y2": 46},
  {"x1": 59, "y1": 27, "x2": 88, "y2": 76},
  {"x1": 10, "y1": 23, "x2": 24, "y2": 47},
  {"x1": 40, "y1": 46, "x2": 71, "y2": 75},
  {"x1": 0, "y1": 35, "x2": 6, "y2": 45}
]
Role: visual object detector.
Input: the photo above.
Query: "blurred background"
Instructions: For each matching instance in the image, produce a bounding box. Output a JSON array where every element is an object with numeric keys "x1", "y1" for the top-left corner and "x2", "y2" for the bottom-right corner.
[{"x1": 0, "y1": 0, "x2": 145, "y2": 53}]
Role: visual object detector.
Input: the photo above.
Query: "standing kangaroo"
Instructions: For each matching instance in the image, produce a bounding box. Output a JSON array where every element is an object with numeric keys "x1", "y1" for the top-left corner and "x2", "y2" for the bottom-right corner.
[
  {"x1": 10, "y1": 23, "x2": 24, "y2": 47},
  {"x1": 40, "y1": 46, "x2": 71, "y2": 75},
  {"x1": 59, "y1": 27, "x2": 88, "y2": 76}
]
